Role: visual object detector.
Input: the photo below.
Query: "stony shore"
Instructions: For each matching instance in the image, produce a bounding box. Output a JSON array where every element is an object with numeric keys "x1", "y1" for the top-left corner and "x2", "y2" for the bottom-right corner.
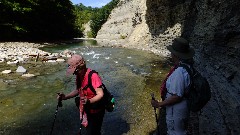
[{"x1": 0, "y1": 42, "x2": 73, "y2": 77}]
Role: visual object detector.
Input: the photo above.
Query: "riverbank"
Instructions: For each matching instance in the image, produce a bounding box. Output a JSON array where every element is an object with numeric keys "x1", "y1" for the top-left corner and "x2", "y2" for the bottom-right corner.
[{"x1": 0, "y1": 42, "x2": 76, "y2": 76}]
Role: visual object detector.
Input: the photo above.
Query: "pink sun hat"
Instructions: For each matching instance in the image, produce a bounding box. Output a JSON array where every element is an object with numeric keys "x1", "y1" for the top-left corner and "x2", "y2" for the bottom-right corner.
[{"x1": 66, "y1": 54, "x2": 84, "y2": 75}]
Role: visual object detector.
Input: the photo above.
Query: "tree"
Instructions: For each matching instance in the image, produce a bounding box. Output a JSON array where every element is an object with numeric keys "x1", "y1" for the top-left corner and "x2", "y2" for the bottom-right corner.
[
  {"x1": 0, "y1": 0, "x2": 78, "y2": 41},
  {"x1": 74, "y1": 3, "x2": 98, "y2": 37}
]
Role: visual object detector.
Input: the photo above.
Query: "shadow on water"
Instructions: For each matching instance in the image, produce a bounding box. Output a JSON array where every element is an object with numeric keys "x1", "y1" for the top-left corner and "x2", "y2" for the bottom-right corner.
[
  {"x1": 0, "y1": 75, "x2": 130, "y2": 135},
  {"x1": 5, "y1": 104, "x2": 130, "y2": 135},
  {"x1": 102, "y1": 112, "x2": 130, "y2": 135}
]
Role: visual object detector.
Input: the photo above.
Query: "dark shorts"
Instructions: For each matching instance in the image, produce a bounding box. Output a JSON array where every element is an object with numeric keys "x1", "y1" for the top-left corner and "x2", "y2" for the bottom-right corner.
[{"x1": 85, "y1": 109, "x2": 105, "y2": 135}]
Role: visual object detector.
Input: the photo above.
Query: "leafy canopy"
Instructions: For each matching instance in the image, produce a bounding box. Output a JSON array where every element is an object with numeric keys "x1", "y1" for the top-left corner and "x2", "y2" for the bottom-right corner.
[
  {"x1": 0, "y1": 0, "x2": 78, "y2": 41},
  {"x1": 74, "y1": 0, "x2": 119, "y2": 38}
]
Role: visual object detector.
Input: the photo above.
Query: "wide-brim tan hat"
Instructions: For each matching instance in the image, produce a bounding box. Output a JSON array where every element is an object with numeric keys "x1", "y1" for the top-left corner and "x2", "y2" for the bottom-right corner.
[{"x1": 167, "y1": 37, "x2": 195, "y2": 59}]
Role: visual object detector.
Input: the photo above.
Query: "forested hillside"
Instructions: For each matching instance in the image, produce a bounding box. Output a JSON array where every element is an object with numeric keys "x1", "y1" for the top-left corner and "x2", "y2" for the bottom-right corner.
[
  {"x1": 74, "y1": 0, "x2": 119, "y2": 38},
  {"x1": 0, "y1": 0, "x2": 77, "y2": 41},
  {"x1": 0, "y1": 0, "x2": 119, "y2": 41}
]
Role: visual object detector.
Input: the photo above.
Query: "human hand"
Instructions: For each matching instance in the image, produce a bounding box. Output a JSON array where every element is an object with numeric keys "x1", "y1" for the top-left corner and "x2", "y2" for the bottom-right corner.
[
  {"x1": 57, "y1": 93, "x2": 64, "y2": 107},
  {"x1": 57, "y1": 93, "x2": 65, "y2": 100},
  {"x1": 151, "y1": 99, "x2": 160, "y2": 108},
  {"x1": 80, "y1": 96, "x2": 90, "y2": 105}
]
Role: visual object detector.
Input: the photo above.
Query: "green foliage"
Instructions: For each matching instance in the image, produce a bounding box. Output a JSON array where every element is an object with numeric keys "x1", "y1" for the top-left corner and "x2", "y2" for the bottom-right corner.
[
  {"x1": 87, "y1": 31, "x2": 94, "y2": 38},
  {"x1": 0, "y1": 0, "x2": 78, "y2": 41},
  {"x1": 73, "y1": 3, "x2": 98, "y2": 37},
  {"x1": 0, "y1": 0, "x2": 119, "y2": 41}
]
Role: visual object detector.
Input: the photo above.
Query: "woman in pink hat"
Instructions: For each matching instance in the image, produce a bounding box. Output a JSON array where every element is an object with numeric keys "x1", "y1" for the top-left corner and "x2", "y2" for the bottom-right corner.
[{"x1": 58, "y1": 54, "x2": 105, "y2": 135}]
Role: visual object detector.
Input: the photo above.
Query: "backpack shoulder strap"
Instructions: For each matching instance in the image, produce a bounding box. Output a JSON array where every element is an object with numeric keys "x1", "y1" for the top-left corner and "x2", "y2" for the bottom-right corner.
[
  {"x1": 178, "y1": 63, "x2": 195, "y2": 97},
  {"x1": 178, "y1": 63, "x2": 193, "y2": 79},
  {"x1": 88, "y1": 70, "x2": 98, "y2": 95}
]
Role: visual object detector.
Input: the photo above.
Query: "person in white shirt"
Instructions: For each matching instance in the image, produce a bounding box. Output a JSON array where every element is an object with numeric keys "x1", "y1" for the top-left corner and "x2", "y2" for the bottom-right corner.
[{"x1": 151, "y1": 37, "x2": 195, "y2": 135}]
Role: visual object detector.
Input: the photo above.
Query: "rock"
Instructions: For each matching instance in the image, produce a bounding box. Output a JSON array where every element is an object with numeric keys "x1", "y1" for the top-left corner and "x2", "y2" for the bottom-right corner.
[
  {"x1": 47, "y1": 60, "x2": 57, "y2": 63},
  {"x1": 7, "y1": 60, "x2": 19, "y2": 65},
  {"x1": 1, "y1": 70, "x2": 11, "y2": 74},
  {"x1": 16, "y1": 66, "x2": 27, "y2": 73},
  {"x1": 0, "y1": 59, "x2": 5, "y2": 63},
  {"x1": 236, "y1": 105, "x2": 240, "y2": 126},
  {"x1": 56, "y1": 58, "x2": 65, "y2": 62},
  {"x1": 22, "y1": 73, "x2": 35, "y2": 78}
]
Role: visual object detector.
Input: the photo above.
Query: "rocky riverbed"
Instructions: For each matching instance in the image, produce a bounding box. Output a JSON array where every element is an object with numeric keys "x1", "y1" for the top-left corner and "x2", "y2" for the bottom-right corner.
[{"x1": 0, "y1": 42, "x2": 75, "y2": 77}]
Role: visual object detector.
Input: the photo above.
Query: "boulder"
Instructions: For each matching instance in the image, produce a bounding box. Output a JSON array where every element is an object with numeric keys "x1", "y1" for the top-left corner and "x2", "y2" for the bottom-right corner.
[
  {"x1": 16, "y1": 66, "x2": 27, "y2": 73},
  {"x1": 1, "y1": 70, "x2": 11, "y2": 74},
  {"x1": 22, "y1": 73, "x2": 35, "y2": 78}
]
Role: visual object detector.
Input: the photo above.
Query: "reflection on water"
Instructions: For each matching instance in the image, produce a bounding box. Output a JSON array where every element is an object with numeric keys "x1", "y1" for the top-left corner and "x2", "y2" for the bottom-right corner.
[{"x1": 0, "y1": 39, "x2": 170, "y2": 135}]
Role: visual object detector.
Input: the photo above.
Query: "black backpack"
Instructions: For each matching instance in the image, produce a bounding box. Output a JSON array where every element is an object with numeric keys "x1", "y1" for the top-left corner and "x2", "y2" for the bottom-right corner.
[
  {"x1": 86, "y1": 70, "x2": 115, "y2": 112},
  {"x1": 179, "y1": 64, "x2": 211, "y2": 112}
]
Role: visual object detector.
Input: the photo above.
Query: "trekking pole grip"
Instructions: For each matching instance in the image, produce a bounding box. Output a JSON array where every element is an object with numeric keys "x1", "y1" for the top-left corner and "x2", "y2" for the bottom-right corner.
[
  {"x1": 151, "y1": 93, "x2": 155, "y2": 100},
  {"x1": 57, "y1": 93, "x2": 63, "y2": 107}
]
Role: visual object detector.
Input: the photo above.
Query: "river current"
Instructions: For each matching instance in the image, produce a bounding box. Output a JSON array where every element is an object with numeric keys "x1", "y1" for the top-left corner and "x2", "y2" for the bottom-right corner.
[{"x1": 0, "y1": 39, "x2": 170, "y2": 135}]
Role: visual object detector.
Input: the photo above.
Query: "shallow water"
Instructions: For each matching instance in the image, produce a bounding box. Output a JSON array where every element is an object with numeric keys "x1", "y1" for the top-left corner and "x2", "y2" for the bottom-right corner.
[{"x1": 0, "y1": 40, "x2": 170, "y2": 135}]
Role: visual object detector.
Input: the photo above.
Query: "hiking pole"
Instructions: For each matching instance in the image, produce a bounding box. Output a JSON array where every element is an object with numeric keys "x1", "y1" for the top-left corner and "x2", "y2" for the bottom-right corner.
[
  {"x1": 50, "y1": 93, "x2": 63, "y2": 135},
  {"x1": 151, "y1": 93, "x2": 160, "y2": 135}
]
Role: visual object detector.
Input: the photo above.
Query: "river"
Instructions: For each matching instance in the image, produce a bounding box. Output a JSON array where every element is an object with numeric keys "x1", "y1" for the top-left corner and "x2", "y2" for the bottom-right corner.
[{"x1": 0, "y1": 39, "x2": 170, "y2": 135}]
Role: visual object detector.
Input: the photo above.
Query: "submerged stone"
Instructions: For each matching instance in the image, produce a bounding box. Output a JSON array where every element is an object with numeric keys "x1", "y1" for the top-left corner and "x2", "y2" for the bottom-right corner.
[
  {"x1": 1, "y1": 70, "x2": 11, "y2": 74},
  {"x1": 22, "y1": 73, "x2": 35, "y2": 78},
  {"x1": 16, "y1": 66, "x2": 27, "y2": 73}
]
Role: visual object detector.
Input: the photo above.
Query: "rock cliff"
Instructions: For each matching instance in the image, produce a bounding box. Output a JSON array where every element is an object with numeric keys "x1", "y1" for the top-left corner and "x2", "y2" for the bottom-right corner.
[{"x1": 96, "y1": 0, "x2": 240, "y2": 134}]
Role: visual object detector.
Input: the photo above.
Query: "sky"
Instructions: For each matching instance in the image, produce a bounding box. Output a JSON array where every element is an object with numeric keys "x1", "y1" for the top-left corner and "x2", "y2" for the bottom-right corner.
[{"x1": 70, "y1": 0, "x2": 112, "y2": 8}]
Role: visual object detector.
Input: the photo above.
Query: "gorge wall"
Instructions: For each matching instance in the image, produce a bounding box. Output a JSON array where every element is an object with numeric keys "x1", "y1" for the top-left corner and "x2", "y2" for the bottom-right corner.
[{"x1": 96, "y1": 0, "x2": 240, "y2": 134}]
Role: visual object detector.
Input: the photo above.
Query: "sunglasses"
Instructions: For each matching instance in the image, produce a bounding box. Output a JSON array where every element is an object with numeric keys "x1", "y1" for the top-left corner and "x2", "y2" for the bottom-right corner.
[
  {"x1": 68, "y1": 60, "x2": 85, "y2": 75},
  {"x1": 72, "y1": 65, "x2": 85, "y2": 75}
]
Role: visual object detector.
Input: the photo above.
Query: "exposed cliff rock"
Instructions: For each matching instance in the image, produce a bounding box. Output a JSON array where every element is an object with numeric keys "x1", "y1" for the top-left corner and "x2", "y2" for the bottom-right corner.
[
  {"x1": 96, "y1": 0, "x2": 153, "y2": 51},
  {"x1": 83, "y1": 21, "x2": 91, "y2": 38},
  {"x1": 96, "y1": 0, "x2": 240, "y2": 134}
]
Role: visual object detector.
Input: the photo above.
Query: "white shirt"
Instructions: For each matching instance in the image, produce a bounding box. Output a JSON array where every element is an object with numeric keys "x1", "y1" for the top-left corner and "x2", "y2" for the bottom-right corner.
[{"x1": 165, "y1": 66, "x2": 190, "y2": 119}]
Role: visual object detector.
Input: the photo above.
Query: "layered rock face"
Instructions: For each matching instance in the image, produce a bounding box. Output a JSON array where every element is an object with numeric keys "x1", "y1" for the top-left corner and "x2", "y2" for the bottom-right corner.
[
  {"x1": 96, "y1": 0, "x2": 152, "y2": 50},
  {"x1": 97, "y1": 0, "x2": 240, "y2": 134}
]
